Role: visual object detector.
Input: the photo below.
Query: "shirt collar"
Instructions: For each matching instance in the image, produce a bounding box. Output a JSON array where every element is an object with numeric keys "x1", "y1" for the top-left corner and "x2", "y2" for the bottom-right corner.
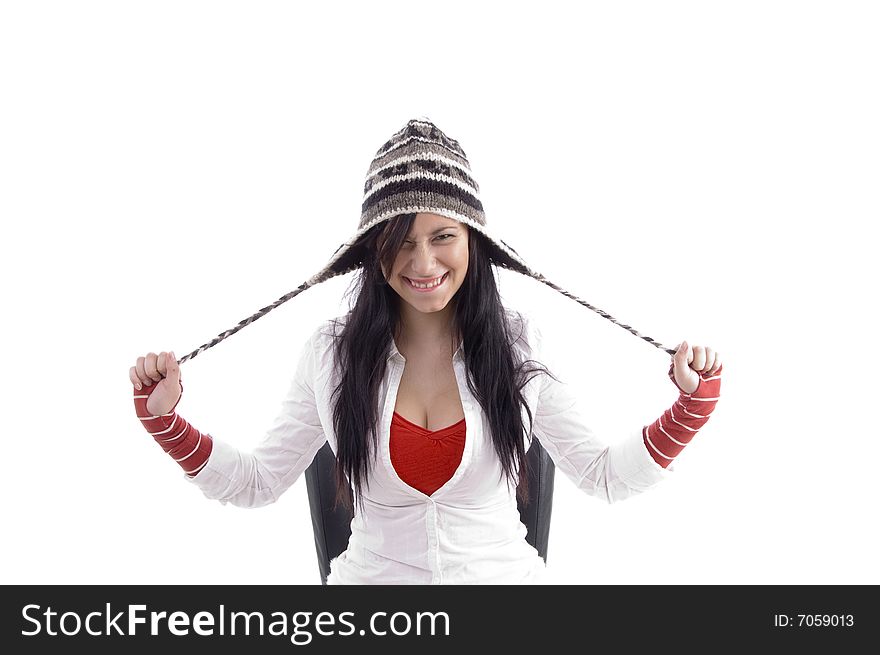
[{"x1": 388, "y1": 339, "x2": 401, "y2": 362}]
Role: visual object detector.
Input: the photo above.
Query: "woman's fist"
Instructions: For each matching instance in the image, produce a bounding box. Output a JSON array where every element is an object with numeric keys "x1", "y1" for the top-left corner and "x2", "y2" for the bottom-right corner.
[
  {"x1": 672, "y1": 341, "x2": 722, "y2": 395},
  {"x1": 129, "y1": 351, "x2": 182, "y2": 416}
]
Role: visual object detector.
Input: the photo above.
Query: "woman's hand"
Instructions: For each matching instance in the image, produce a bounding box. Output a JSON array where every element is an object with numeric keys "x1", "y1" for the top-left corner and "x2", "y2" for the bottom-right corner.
[
  {"x1": 129, "y1": 351, "x2": 182, "y2": 416},
  {"x1": 672, "y1": 341, "x2": 721, "y2": 395}
]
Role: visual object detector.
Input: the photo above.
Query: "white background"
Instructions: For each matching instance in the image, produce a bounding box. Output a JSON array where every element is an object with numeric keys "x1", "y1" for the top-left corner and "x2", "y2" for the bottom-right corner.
[{"x1": 2, "y1": 0, "x2": 877, "y2": 586}]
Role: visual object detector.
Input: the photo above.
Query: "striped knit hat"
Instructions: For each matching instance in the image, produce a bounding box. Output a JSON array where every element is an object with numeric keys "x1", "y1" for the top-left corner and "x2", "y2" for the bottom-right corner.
[{"x1": 177, "y1": 117, "x2": 675, "y2": 364}]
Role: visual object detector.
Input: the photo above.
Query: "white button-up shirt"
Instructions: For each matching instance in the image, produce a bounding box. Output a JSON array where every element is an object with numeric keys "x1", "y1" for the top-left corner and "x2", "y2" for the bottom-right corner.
[{"x1": 185, "y1": 308, "x2": 675, "y2": 584}]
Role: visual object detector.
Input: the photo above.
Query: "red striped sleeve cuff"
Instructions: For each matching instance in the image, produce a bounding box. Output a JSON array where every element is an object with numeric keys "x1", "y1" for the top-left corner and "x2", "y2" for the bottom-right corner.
[
  {"x1": 132, "y1": 381, "x2": 213, "y2": 477},
  {"x1": 642, "y1": 363, "x2": 722, "y2": 468}
]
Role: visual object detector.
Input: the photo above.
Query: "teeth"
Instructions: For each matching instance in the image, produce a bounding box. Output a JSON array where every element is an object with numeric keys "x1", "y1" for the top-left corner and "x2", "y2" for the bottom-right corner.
[{"x1": 407, "y1": 274, "x2": 445, "y2": 289}]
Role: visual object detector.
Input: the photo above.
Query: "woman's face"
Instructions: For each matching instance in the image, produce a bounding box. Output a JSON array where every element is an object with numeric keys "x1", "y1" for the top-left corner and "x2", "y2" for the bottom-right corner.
[{"x1": 382, "y1": 212, "x2": 469, "y2": 314}]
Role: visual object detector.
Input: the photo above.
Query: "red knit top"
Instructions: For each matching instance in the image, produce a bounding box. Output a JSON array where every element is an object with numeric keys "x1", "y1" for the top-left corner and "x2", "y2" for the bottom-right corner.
[{"x1": 389, "y1": 411, "x2": 467, "y2": 496}]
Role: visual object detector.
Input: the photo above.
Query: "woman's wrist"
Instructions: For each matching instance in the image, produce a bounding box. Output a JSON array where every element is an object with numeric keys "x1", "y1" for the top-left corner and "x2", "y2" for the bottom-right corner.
[
  {"x1": 644, "y1": 363, "x2": 723, "y2": 468},
  {"x1": 133, "y1": 382, "x2": 212, "y2": 477}
]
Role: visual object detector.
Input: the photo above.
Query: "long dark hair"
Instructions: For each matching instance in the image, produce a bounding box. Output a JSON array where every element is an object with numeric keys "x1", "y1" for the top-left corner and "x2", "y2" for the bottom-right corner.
[{"x1": 327, "y1": 213, "x2": 560, "y2": 515}]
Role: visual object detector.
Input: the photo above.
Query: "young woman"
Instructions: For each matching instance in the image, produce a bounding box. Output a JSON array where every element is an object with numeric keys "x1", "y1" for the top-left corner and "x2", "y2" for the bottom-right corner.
[{"x1": 129, "y1": 119, "x2": 722, "y2": 584}]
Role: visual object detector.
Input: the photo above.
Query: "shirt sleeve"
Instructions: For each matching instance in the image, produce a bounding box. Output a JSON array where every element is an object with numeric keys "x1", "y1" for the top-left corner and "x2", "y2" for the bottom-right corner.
[
  {"x1": 532, "y1": 369, "x2": 676, "y2": 504},
  {"x1": 183, "y1": 328, "x2": 328, "y2": 508},
  {"x1": 524, "y1": 315, "x2": 676, "y2": 504}
]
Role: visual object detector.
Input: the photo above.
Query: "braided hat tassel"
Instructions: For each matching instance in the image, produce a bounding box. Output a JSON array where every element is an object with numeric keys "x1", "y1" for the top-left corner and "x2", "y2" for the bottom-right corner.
[
  {"x1": 175, "y1": 260, "x2": 675, "y2": 365},
  {"x1": 174, "y1": 118, "x2": 677, "y2": 364}
]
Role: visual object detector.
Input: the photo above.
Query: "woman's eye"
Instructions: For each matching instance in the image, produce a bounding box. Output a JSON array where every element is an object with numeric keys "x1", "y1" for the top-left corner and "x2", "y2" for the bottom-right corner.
[{"x1": 403, "y1": 234, "x2": 453, "y2": 246}]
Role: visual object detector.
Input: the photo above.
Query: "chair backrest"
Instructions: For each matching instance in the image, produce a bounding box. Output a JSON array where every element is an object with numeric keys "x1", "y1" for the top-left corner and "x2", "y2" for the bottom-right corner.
[{"x1": 304, "y1": 438, "x2": 555, "y2": 584}]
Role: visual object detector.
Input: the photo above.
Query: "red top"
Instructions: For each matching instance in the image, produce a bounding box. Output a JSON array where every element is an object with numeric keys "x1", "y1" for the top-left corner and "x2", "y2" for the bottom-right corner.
[{"x1": 389, "y1": 411, "x2": 467, "y2": 497}]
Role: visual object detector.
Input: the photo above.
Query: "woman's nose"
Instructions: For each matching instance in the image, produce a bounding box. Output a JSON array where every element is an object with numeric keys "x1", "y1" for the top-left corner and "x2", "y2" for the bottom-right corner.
[
  {"x1": 412, "y1": 241, "x2": 436, "y2": 258},
  {"x1": 410, "y1": 243, "x2": 439, "y2": 273}
]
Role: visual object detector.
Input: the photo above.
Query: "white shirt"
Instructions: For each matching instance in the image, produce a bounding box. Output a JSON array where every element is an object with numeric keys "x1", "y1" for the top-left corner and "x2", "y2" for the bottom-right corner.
[{"x1": 185, "y1": 308, "x2": 675, "y2": 584}]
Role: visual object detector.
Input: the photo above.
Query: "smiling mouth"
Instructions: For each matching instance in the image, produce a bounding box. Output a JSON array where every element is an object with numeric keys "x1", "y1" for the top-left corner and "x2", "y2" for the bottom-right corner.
[{"x1": 404, "y1": 272, "x2": 448, "y2": 290}]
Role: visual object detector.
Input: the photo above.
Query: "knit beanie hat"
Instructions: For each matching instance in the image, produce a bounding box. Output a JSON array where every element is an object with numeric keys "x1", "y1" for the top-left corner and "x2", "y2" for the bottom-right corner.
[{"x1": 176, "y1": 117, "x2": 675, "y2": 364}]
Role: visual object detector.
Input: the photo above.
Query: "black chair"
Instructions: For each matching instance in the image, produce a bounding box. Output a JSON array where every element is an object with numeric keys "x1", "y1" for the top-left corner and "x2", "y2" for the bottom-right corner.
[{"x1": 304, "y1": 438, "x2": 556, "y2": 584}]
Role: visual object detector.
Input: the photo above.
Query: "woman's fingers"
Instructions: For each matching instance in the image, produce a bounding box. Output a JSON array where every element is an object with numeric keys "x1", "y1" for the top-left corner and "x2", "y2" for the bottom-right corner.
[
  {"x1": 690, "y1": 346, "x2": 706, "y2": 371},
  {"x1": 133, "y1": 352, "x2": 171, "y2": 387},
  {"x1": 144, "y1": 352, "x2": 161, "y2": 382},
  {"x1": 686, "y1": 345, "x2": 723, "y2": 375},
  {"x1": 129, "y1": 366, "x2": 142, "y2": 390},
  {"x1": 135, "y1": 356, "x2": 150, "y2": 385},
  {"x1": 702, "y1": 347, "x2": 715, "y2": 373},
  {"x1": 691, "y1": 346, "x2": 722, "y2": 375}
]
